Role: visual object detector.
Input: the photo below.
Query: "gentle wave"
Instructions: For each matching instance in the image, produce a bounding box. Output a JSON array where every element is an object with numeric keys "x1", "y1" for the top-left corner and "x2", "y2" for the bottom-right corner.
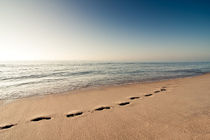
[
  {"x1": 0, "y1": 62, "x2": 210, "y2": 100},
  {"x1": 1, "y1": 70, "x2": 98, "y2": 81},
  {"x1": 166, "y1": 69, "x2": 204, "y2": 74}
]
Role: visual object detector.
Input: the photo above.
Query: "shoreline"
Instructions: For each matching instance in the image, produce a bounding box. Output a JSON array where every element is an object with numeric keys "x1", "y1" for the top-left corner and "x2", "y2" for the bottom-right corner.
[
  {"x1": 1, "y1": 73, "x2": 210, "y2": 139},
  {"x1": 1, "y1": 72, "x2": 208, "y2": 105}
]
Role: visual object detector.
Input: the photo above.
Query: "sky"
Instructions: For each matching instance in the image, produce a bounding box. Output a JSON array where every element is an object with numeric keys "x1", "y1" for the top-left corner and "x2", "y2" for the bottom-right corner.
[{"x1": 0, "y1": 0, "x2": 210, "y2": 62}]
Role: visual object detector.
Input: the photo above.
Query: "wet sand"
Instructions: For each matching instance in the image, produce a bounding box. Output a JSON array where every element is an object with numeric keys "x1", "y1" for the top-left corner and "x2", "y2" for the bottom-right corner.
[{"x1": 0, "y1": 74, "x2": 210, "y2": 140}]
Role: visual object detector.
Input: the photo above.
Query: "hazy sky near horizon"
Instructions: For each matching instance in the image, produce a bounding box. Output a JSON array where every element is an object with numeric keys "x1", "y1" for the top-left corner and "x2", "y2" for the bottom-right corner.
[{"x1": 0, "y1": 0, "x2": 210, "y2": 61}]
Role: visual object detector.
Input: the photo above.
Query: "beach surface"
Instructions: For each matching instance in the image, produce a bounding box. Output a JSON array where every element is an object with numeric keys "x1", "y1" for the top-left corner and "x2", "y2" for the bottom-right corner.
[{"x1": 0, "y1": 74, "x2": 210, "y2": 140}]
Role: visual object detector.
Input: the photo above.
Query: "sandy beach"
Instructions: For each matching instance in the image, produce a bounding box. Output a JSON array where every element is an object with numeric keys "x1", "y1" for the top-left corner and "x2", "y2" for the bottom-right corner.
[{"x1": 0, "y1": 74, "x2": 210, "y2": 140}]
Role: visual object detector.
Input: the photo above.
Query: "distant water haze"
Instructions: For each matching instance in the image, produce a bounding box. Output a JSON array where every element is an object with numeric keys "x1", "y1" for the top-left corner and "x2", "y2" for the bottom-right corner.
[{"x1": 0, "y1": 61, "x2": 210, "y2": 100}]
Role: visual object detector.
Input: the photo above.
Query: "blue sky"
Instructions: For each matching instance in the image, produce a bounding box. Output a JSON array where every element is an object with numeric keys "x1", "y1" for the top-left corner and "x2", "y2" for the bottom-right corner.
[{"x1": 0, "y1": 0, "x2": 210, "y2": 61}]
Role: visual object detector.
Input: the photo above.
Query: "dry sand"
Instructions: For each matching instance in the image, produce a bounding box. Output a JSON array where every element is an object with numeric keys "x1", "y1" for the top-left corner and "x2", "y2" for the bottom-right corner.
[{"x1": 0, "y1": 74, "x2": 210, "y2": 140}]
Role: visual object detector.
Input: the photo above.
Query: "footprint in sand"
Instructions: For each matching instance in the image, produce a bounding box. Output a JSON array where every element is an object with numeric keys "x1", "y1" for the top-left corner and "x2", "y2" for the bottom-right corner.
[
  {"x1": 94, "y1": 106, "x2": 111, "y2": 111},
  {"x1": 144, "y1": 93, "x2": 153, "y2": 97},
  {"x1": 154, "y1": 90, "x2": 160, "y2": 93},
  {"x1": 66, "y1": 111, "x2": 83, "y2": 118},
  {"x1": 129, "y1": 96, "x2": 140, "y2": 100},
  {"x1": 0, "y1": 124, "x2": 16, "y2": 130},
  {"x1": 118, "y1": 102, "x2": 130, "y2": 106},
  {"x1": 161, "y1": 88, "x2": 166, "y2": 91},
  {"x1": 154, "y1": 87, "x2": 167, "y2": 93},
  {"x1": 31, "y1": 116, "x2": 51, "y2": 122},
  {"x1": 161, "y1": 86, "x2": 167, "y2": 91}
]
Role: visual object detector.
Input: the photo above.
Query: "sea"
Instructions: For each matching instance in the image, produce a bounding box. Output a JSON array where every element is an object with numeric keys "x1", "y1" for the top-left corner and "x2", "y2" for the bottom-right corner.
[{"x1": 0, "y1": 61, "x2": 210, "y2": 100}]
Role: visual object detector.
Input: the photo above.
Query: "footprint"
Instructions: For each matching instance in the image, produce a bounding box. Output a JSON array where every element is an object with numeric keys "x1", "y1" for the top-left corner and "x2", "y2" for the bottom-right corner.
[
  {"x1": 0, "y1": 124, "x2": 16, "y2": 130},
  {"x1": 161, "y1": 88, "x2": 166, "y2": 91},
  {"x1": 31, "y1": 116, "x2": 51, "y2": 122},
  {"x1": 144, "y1": 94, "x2": 153, "y2": 97},
  {"x1": 129, "y1": 96, "x2": 140, "y2": 100},
  {"x1": 95, "y1": 106, "x2": 111, "y2": 111},
  {"x1": 66, "y1": 112, "x2": 83, "y2": 118},
  {"x1": 118, "y1": 102, "x2": 130, "y2": 106},
  {"x1": 154, "y1": 90, "x2": 160, "y2": 93}
]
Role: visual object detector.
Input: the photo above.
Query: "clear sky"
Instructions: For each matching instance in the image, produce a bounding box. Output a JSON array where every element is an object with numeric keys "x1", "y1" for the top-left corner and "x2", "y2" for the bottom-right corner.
[{"x1": 0, "y1": 0, "x2": 210, "y2": 62}]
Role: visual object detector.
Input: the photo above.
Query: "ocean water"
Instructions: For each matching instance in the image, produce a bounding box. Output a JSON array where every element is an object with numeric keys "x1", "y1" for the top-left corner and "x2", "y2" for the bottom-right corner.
[{"x1": 0, "y1": 61, "x2": 210, "y2": 100}]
